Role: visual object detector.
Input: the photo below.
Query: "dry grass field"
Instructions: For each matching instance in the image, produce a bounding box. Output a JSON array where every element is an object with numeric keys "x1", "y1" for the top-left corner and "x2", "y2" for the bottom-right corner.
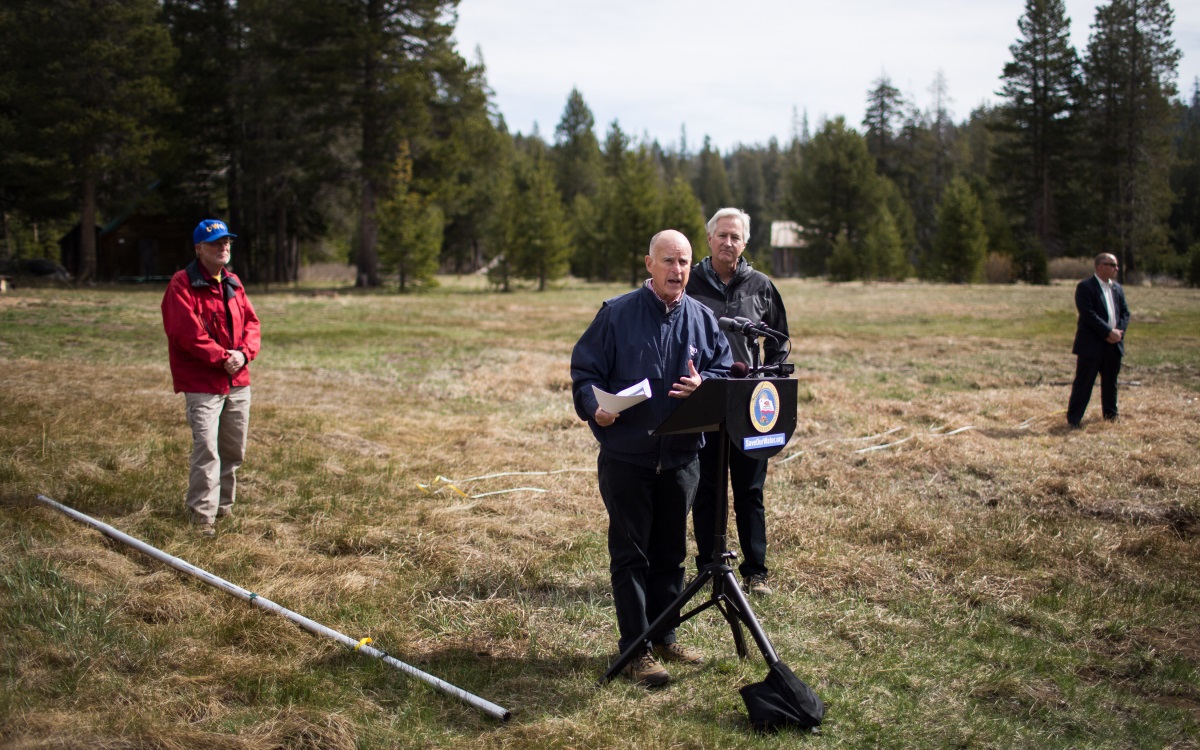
[{"x1": 2, "y1": 276, "x2": 1199, "y2": 749}]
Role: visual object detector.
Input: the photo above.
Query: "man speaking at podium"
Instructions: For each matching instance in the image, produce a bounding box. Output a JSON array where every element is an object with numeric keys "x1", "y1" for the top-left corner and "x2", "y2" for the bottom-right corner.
[
  {"x1": 687, "y1": 208, "x2": 790, "y2": 596},
  {"x1": 571, "y1": 229, "x2": 732, "y2": 686}
]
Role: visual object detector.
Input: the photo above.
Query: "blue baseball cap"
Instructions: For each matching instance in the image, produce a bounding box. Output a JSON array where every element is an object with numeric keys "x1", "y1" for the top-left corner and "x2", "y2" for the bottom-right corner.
[{"x1": 193, "y1": 219, "x2": 237, "y2": 246}]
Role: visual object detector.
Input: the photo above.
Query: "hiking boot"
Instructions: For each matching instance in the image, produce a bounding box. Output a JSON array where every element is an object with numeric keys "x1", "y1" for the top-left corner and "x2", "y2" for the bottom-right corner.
[
  {"x1": 623, "y1": 648, "x2": 669, "y2": 687},
  {"x1": 216, "y1": 506, "x2": 233, "y2": 519},
  {"x1": 654, "y1": 642, "x2": 704, "y2": 665},
  {"x1": 194, "y1": 521, "x2": 216, "y2": 538},
  {"x1": 745, "y1": 574, "x2": 773, "y2": 596}
]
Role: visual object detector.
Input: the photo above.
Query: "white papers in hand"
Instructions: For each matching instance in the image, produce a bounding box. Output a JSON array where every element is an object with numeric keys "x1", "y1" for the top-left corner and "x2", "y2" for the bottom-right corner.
[{"x1": 592, "y1": 378, "x2": 651, "y2": 414}]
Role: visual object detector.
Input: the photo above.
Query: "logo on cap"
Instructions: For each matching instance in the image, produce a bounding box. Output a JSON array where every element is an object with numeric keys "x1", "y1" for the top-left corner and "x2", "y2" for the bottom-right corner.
[{"x1": 193, "y1": 219, "x2": 237, "y2": 246}]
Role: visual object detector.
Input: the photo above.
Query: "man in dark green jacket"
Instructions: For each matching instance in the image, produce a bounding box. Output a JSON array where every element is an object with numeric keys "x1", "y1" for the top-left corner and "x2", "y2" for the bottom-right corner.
[{"x1": 686, "y1": 208, "x2": 789, "y2": 596}]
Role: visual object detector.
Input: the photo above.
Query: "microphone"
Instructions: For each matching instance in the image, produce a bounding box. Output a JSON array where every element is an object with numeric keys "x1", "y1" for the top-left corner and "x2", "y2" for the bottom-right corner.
[
  {"x1": 719, "y1": 316, "x2": 787, "y2": 341},
  {"x1": 729, "y1": 361, "x2": 750, "y2": 378},
  {"x1": 718, "y1": 316, "x2": 756, "y2": 335},
  {"x1": 752, "y1": 322, "x2": 789, "y2": 341}
]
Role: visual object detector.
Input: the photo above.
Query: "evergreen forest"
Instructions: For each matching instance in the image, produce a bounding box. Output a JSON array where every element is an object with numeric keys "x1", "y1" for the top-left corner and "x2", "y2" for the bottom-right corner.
[{"x1": 2, "y1": 0, "x2": 1199, "y2": 288}]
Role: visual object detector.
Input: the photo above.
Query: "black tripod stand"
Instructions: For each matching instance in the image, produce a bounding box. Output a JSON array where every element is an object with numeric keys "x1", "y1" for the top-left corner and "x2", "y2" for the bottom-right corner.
[{"x1": 599, "y1": 377, "x2": 795, "y2": 683}]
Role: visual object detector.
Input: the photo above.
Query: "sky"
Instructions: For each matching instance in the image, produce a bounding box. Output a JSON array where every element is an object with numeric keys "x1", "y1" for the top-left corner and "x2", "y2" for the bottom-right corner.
[{"x1": 452, "y1": 0, "x2": 1200, "y2": 153}]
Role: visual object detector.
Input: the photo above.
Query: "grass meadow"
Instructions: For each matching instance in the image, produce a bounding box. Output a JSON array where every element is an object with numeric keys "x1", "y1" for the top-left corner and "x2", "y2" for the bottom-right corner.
[{"x1": 2, "y1": 274, "x2": 1199, "y2": 749}]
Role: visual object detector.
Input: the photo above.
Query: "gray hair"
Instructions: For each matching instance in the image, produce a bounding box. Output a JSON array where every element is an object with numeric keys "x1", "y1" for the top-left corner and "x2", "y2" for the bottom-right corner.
[{"x1": 706, "y1": 208, "x2": 751, "y2": 242}]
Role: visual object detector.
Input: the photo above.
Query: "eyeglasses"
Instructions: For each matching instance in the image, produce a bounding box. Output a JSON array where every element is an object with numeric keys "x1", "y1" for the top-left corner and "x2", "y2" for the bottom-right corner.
[{"x1": 1099, "y1": 262, "x2": 1117, "y2": 267}]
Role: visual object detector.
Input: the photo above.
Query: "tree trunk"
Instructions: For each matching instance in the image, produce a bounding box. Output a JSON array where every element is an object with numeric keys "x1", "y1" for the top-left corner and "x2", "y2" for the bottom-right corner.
[
  {"x1": 78, "y1": 175, "x2": 97, "y2": 283},
  {"x1": 355, "y1": 0, "x2": 383, "y2": 288},
  {"x1": 2, "y1": 211, "x2": 12, "y2": 262},
  {"x1": 357, "y1": 180, "x2": 380, "y2": 287},
  {"x1": 275, "y1": 204, "x2": 296, "y2": 283}
]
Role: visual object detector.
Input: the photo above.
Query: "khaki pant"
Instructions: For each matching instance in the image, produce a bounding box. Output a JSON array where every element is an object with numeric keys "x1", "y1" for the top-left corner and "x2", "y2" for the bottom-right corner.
[{"x1": 184, "y1": 387, "x2": 251, "y2": 522}]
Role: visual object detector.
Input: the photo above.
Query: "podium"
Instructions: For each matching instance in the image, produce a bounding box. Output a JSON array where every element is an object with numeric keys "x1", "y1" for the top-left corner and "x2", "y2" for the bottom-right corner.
[{"x1": 599, "y1": 376, "x2": 798, "y2": 683}]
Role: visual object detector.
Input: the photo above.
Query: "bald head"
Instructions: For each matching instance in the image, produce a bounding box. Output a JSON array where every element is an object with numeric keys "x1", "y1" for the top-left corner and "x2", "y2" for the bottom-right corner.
[{"x1": 646, "y1": 230, "x2": 692, "y2": 304}]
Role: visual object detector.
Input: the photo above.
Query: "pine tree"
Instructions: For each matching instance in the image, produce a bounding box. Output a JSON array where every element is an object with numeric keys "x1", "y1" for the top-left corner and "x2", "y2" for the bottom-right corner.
[
  {"x1": 863, "y1": 206, "x2": 911, "y2": 281},
  {"x1": 995, "y1": 0, "x2": 1080, "y2": 260},
  {"x1": 695, "y1": 136, "x2": 734, "y2": 216},
  {"x1": 827, "y1": 231, "x2": 858, "y2": 282},
  {"x1": 788, "y1": 117, "x2": 886, "y2": 275},
  {"x1": 377, "y1": 145, "x2": 442, "y2": 291},
  {"x1": 928, "y1": 70, "x2": 957, "y2": 209},
  {"x1": 661, "y1": 176, "x2": 706, "y2": 257},
  {"x1": 568, "y1": 120, "x2": 633, "y2": 282},
  {"x1": 569, "y1": 191, "x2": 606, "y2": 281},
  {"x1": 439, "y1": 50, "x2": 509, "y2": 275},
  {"x1": 1079, "y1": 0, "x2": 1180, "y2": 276},
  {"x1": 552, "y1": 88, "x2": 602, "y2": 206},
  {"x1": 614, "y1": 147, "x2": 664, "y2": 286},
  {"x1": 506, "y1": 151, "x2": 571, "y2": 291},
  {"x1": 895, "y1": 98, "x2": 943, "y2": 258},
  {"x1": 931, "y1": 176, "x2": 989, "y2": 283},
  {"x1": 602, "y1": 120, "x2": 630, "y2": 180},
  {"x1": 584, "y1": 123, "x2": 665, "y2": 285},
  {"x1": 729, "y1": 147, "x2": 770, "y2": 259},
  {"x1": 1170, "y1": 82, "x2": 1200, "y2": 259},
  {"x1": 343, "y1": 0, "x2": 462, "y2": 288},
  {"x1": 863, "y1": 74, "x2": 906, "y2": 183}
]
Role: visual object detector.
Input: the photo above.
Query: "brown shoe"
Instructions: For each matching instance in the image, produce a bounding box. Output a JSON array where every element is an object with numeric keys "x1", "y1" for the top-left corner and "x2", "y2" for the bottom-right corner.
[
  {"x1": 654, "y1": 642, "x2": 703, "y2": 665},
  {"x1": 745, "y1": 574, "x2": 773, "y2": 596},
  {"x1": 216, "y1": 506, "x2": 233, "y2": 519},
  {"x1": 624, "y1": 648, "x2": 669, "y2": 687},
  {"x1": 194, "y1": 521, "x2": 215, "y2": 537}
]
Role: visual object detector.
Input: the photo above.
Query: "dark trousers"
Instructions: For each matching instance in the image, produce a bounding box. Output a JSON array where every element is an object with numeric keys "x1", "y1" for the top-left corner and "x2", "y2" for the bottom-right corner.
[
  {"x1": 597, "y1": 451, "x2": 699, "y2": 654},
  {"x1": 692, "y1": 436, "x2": 769, "y2": 578},
  {"x1": 1067, "y1": 346, "x2": 1122, "y2": 425}
]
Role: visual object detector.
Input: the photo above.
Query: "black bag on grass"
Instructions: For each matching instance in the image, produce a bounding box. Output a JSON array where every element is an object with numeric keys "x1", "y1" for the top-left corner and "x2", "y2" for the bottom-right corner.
[{"x1": 739, "y1": 661, "x2": 825, "y2": 732}]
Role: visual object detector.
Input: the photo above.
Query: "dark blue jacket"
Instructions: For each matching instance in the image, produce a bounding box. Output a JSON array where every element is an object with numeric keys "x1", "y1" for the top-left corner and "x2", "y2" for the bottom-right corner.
[
  {"x1": 1073, "y1": 275, "x2": 1130, "y2": 358},
  {"x1": 571, "y1": 285, "x2": 733, "y2": 470}
]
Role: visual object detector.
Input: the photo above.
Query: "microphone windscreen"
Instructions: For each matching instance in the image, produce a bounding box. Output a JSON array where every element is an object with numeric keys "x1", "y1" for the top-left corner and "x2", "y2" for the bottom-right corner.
[{"x1": 730, "y1": 361, "x2": 750, "y2": 378}]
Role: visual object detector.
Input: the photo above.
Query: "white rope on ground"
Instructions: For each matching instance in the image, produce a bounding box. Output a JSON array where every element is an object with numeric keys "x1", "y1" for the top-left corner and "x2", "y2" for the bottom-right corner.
[
  {"x1": 417, "y1": 469, "x2": 590, "y2": 499},
  {"x1": 854, "y1": 435, "x2": 915, "y2": 453},
  {"x1": 928, "y1": 426, "x2": 977, "y2": 437},
  {"x1": 469, "y1": 487, "x2": 548, "y2": 498}
]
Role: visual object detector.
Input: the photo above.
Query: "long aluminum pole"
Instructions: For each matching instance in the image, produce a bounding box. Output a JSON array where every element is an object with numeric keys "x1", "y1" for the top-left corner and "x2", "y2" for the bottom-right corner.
[{"x1": 34, "y1": 494, "x2": 511, "y2": 722}]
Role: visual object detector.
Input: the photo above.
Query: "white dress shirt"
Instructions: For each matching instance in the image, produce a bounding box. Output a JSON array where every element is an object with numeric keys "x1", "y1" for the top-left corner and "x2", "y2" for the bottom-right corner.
[{"x1": 1095, "y1": 273, "x2": 1116, "y2": 330}]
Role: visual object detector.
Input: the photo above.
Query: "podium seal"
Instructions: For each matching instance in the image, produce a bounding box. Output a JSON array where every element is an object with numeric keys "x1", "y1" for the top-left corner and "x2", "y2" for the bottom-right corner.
[{"x1": 749, "y1": 381, "x2": 780, "y2": 433}]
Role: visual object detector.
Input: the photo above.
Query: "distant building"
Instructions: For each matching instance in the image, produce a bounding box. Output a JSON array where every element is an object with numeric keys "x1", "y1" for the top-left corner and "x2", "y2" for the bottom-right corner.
[
  {"x1": 58, "y1": 180, "x2": 197, "y2": 282},
  {"x1": 60, "y1": 213, "x2": 194, "y2": 282},
  {"x1": 770, "y1": 220, "x2": 806, "y2": 278}
]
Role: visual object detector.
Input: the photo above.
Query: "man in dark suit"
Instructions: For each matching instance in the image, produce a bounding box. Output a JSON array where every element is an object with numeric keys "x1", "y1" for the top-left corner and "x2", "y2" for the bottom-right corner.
[{"x1": 1067, "y1": 253, "x2": 1130, "y2": 428}]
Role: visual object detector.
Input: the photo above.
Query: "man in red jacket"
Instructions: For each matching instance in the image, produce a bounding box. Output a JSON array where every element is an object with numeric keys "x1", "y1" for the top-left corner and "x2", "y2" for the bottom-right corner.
[{"x1": 162, "y1": 219, "x2": 261, "y2": 537}]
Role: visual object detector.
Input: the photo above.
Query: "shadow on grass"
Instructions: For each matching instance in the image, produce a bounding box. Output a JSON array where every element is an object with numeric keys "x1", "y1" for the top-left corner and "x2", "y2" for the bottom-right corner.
[{"x1": 318, "y1": 643, "x2": 776, "y2": 733}]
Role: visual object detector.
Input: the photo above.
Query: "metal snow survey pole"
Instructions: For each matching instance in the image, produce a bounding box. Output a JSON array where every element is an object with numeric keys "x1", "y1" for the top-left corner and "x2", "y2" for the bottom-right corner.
[{"x1": 34, "y1": 494, "x2": 512, "y2": 722}]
